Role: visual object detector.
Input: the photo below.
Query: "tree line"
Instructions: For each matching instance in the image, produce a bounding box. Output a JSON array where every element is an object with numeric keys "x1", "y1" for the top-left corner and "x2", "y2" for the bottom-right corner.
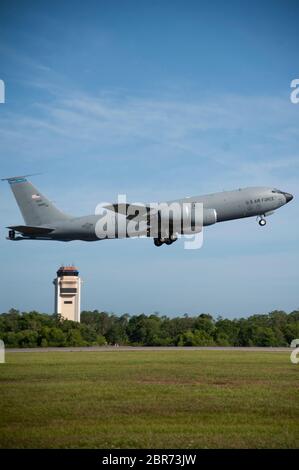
[{"x1": 0, "y1": 308, "x2": 298, "y2": 348}]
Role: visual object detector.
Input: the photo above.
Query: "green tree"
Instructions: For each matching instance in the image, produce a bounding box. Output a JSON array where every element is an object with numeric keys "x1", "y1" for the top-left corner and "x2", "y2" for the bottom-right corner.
[
  {"x1": 16, "y1": 330, "x2": 39, "y2": 348},
  {"x1": 66, "y1": 329, "x2": 86, "y2": 347},
  {"x1": 96, "y1": 334, "x2": 107, "y2": 346},
  {"x1": 47, "y1": 328, "x2": 66, "y2": 347}
]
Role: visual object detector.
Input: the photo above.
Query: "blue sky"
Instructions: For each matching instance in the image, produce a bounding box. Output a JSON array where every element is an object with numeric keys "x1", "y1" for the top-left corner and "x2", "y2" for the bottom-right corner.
[{"x1": 0, "y1": 0, "x2": 298, "y2": 317}]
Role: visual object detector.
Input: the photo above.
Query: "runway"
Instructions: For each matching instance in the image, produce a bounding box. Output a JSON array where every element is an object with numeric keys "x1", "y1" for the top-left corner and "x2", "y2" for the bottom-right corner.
[{"x1": 7, "y1": 346, "x2": 291, "y2": 353}]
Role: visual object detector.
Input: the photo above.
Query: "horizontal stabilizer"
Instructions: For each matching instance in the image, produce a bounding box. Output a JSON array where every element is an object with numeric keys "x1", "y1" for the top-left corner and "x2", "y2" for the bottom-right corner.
[
  {"x1": 1, "y1": 173, "x2": 42, "y2": 182},
  {"x1": 7, "y1": 225, "x2": 54, "y2": 235}
]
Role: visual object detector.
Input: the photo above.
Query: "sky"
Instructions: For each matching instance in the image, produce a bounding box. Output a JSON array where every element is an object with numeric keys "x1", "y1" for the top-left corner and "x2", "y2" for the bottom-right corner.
[{"x1": 0, "y1": 0, "x2": 298, "y2": 318}]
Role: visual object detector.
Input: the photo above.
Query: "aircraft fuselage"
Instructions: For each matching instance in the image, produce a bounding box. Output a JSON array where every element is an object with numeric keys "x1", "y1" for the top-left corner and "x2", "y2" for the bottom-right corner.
[
  {"x1": 20, "y1": 186, "x2": 292, "y2": 242},
  {"x1": 3, "y1": 176, "x2": 293, "y2": 245}
]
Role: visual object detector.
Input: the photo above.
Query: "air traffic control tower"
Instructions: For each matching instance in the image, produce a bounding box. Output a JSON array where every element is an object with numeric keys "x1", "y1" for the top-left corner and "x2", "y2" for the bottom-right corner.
[{"x1": 53, "y1": 266, "x2": 81, "y2": 322}]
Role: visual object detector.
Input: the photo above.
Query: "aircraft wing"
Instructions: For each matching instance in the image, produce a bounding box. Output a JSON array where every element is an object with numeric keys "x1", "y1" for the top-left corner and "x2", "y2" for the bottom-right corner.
[
  {"x1": 103, "y1": 203, "x2": 175, "y2": 238},
  {"x1": 103, "y1": 203, "x2": 157, "y2": 221},
  {"x1": 7, "y1": 225, "x2": 54, "y2": 236}
]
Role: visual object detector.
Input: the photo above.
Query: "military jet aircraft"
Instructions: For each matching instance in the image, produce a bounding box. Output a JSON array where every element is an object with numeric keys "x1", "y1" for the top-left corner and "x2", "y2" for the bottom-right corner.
[{"x1": 2, "y1": 175, "x2": 293, "y2": 246}]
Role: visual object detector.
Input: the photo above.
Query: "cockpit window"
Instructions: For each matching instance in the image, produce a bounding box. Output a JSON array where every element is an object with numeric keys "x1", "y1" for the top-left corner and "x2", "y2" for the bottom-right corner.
[{"x1": 271, "y1": 189, "x2": 283, "y2": 194}]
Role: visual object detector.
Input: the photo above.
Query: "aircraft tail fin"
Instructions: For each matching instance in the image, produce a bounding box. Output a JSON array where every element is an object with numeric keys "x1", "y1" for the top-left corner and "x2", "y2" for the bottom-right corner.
[{"x1": 2, "y1": 175, "x2": 71, "y2": 226}]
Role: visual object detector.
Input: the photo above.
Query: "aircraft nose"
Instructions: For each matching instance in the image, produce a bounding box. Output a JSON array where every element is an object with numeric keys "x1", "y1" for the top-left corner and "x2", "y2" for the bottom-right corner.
[{"x1": 284, "y1": 192, "x2": 293, "y2": 203}]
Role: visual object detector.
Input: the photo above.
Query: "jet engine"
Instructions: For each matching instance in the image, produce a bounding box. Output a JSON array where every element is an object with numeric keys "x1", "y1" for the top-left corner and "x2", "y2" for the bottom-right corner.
[{"x1": 154, "y1": 204, "x2": 217, "y2": 237}]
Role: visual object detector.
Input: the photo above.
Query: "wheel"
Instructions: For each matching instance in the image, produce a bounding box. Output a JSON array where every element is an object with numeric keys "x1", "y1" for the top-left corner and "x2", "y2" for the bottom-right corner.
[
  {"x1": 8, "y1": 230, "x2": 15, "y2": 240},
  {"x1": 165, "y1": 239, "x2": 172, "y2": 245},
  {"x1": 259, "y1": 218, "x2": 266, "y2": 226},
  {"x1": 154, "y1": 238, "x2": 163, "y2": 247}
]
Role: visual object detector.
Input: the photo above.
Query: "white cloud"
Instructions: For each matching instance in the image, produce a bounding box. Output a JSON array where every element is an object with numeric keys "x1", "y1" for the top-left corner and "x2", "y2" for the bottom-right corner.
[
  {"x1": 1, "y1": 77, "x2": 298, "y2": 216},
  {"x1": 1, "y1": 83, "x2": 298, "y2": 169}
]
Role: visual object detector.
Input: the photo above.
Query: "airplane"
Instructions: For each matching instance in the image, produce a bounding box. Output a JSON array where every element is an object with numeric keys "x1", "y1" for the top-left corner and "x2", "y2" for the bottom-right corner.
[{"x1": 2, "y1": 174, "x2": 293, "y2": 246}]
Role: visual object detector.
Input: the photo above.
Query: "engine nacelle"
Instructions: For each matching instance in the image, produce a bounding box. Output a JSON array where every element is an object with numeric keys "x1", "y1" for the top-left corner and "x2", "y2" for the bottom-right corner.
[
  {"x1": 203, "y1": 208, "x2": 217, "y2": 226},
  {"x1": 156, "y1": 203, "x2": 217, "y2": 236}
]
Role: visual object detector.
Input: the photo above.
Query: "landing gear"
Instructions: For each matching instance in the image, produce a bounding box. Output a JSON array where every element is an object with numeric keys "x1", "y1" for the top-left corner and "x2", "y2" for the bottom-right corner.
[
  {"x1": 8, "y1": 229, "x2": 16, "y2": 240},
  {"x1": 154, "y1": 238, "x2": 163, "y2": 247},
  {"x1": 258, "y1": 216, "x2": 266, "y2": 227},
  {"x1": 154, "y1": 236, "x2": 177, "y2": 247}
]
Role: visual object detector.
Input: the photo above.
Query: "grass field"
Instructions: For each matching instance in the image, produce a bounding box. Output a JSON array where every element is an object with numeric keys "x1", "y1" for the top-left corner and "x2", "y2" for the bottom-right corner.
[{"x1": 0, "y1": 350, "x2": 298, "y2": 448}]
